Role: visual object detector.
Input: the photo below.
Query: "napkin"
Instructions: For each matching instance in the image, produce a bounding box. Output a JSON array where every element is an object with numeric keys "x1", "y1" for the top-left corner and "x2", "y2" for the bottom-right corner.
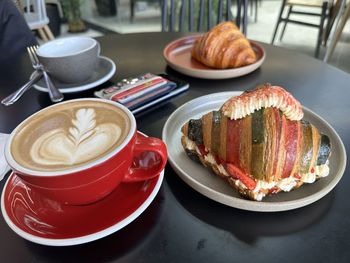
[{"x1": 0, "y1": 133, "x2": 10, "y2": 181}]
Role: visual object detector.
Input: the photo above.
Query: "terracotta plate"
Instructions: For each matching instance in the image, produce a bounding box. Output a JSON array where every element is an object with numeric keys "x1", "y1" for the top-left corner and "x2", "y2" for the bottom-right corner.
[
  {"x1": 162, "y1": 92, "x2": 347, "y2": 212},
  {"x1": 163, "y1": 35, "x2": 265, "y2": 79}
]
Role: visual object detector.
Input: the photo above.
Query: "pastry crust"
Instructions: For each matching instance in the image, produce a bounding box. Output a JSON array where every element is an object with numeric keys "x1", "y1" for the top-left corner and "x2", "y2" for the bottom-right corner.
[
  {"x1": 191, "y1": 21, "x2": 257, "y2": 69},
  {"x1": 181, "y1": 134, "x2": 327, "y2": 201}
]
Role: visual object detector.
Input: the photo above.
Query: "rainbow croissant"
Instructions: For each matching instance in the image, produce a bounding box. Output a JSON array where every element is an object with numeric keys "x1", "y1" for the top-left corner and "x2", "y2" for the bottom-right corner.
[{"x1": 181, "y1": 84, "x2": 331, "y2": 201}]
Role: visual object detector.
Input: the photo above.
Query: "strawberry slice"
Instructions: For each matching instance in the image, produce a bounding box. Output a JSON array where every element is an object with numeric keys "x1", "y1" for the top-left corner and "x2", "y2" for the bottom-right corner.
[
  {"x1": 269, "y1": 187, "x2": 279, "y2": 194},
  {"x1": 197, "y1": 145, "x2": 208, "y2": 156},
  {"x1": 226, "y1": 164, "x2": 257, "y2": 190},
  {"x1": 214, "y1": 155, "x2": 224, "y2": 165}
]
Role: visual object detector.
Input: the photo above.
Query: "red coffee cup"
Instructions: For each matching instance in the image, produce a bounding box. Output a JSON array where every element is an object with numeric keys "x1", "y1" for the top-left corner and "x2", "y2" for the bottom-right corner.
[{"x1": 4, "y1": 99, "x2": 167, "y2": 205}]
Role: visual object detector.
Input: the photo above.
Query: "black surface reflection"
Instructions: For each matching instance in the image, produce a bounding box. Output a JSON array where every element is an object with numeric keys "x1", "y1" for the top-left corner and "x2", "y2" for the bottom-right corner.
[
  {"x1": 37, "y1": 87, "x2": 99, "y2": 108},
  {"x1": 166, "y1": 168, "x2": 334, "y2": 244},
  {"x1": 24, "y1": 186, "x2": 165, "y2": 263},
  {"x1": 164, "y1": 65, "x2": 264, "y2": 91},
  {"x1": 135, "y1": 100, "x2": 179, "y2": 121}
]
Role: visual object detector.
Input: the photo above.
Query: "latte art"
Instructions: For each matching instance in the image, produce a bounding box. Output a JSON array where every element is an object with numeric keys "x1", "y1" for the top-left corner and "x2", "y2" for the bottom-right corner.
[
  {"x1": 30, "y1": 108, "x2": 122, "y2": 166},
  {"x1": 10, "y1": 100, "x2": 131, "y2": 172}
]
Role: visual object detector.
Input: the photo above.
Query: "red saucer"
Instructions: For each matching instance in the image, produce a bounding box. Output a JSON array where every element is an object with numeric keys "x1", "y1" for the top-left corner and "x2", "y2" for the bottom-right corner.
[{"x1": 1, "y1": 169, "x2": 163, "y2": 246}]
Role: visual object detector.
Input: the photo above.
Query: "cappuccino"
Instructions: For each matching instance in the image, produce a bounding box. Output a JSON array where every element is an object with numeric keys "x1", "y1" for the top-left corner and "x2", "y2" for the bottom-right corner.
[{"x1": 10, "y1": 100, "x2": 131, "y2": 172}]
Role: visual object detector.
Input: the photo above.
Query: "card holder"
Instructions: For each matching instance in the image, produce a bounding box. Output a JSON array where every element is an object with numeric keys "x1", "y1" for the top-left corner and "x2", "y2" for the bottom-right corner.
[{"x1": 94, "y1": 73, "x2": 189, "y2": 114}]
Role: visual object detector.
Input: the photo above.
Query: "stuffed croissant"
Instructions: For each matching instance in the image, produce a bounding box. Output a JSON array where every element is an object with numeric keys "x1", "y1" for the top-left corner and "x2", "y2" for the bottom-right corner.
[
  {"x1": 181, "y1": 84, "x2": 331, "y2": 201},
  {"x1": 191, "y1": 21, "x2": 257, "y2": 69}
]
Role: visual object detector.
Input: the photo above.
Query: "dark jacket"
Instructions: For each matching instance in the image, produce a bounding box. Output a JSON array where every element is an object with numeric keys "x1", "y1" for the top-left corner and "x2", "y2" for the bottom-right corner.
[{"x1": 0, "y1": 0, "x2": 38, "y2": 63}]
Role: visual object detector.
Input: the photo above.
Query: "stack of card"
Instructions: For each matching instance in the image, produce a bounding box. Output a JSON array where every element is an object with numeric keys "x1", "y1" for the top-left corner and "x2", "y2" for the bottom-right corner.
[{"x1": 95, "y1": 73, "x2": 189, "y2": 113}]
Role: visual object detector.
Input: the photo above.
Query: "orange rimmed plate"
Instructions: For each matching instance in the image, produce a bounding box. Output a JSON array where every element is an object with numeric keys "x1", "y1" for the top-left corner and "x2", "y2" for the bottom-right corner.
[{"x1": 163, "y1": 35, "x2": 265, "y2": 79}]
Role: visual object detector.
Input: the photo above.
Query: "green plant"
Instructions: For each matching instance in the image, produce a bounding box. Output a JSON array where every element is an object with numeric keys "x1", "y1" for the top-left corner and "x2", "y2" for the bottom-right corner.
[{"x1": 60, "y1": 0, "x2": 86, "y2": 32}]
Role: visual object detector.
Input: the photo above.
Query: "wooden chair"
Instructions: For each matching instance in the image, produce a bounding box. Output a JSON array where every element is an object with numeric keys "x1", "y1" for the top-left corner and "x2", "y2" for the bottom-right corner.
[
  {"x1": 324, "y1": 0, "x2": 349, "y2": 62},
  {"x1": 161, "y1": 0, "x2": 248, "y2": 35},
  {"x1": 20, "y1": 0, "x2": 55, "y2": 42},
  {"x1": 271, "y1": 0, "x2": 331, "y2": 58}
]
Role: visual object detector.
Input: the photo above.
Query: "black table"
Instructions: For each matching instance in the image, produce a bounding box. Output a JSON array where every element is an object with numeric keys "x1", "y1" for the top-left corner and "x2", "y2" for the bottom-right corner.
[{"x1": 0, "y1": 32, "x2": 349, "y2": 262}]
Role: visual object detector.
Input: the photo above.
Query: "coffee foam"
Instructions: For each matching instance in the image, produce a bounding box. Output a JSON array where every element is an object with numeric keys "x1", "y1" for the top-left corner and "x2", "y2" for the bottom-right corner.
[{"x1": 11, "y1": 101, "x2": 131, "y2": 172}]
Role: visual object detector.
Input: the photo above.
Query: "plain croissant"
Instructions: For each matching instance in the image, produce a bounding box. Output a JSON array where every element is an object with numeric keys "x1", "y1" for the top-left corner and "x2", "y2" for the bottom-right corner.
[
  {"x1": 181, "y1": 84, "x2": 331, "y2": 201},
  {"x1": 191, "y1": 21, "x2": 257, "y2": 69}
]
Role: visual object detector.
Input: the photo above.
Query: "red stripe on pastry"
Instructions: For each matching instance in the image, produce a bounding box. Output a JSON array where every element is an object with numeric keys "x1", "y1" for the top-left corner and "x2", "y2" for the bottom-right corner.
[
  {"x1": 272, "y1": 109, "x2": 282, "y2": 177},
  {"x1": 226, "y1": 119, "x2": 241, "y2": 166},
  {"x1": 282, "y1": 120, "x2": 299, "y2": 178}
]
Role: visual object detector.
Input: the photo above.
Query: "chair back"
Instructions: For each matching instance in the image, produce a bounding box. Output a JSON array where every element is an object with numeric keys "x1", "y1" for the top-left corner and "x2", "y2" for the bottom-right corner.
[
  {"x1": 161, "y1": 0, "x2": 248, "y2": 34},
  {"x1": 20, "y1": 0, "x2": 49, "y2": 30},
  {"x1": 286, "y1": 0, "x2": 331, "y2": 7}
]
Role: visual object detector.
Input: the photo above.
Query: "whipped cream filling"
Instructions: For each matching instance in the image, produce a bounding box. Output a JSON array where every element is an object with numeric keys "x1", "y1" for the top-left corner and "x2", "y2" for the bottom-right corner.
[
  {"x1": 276, "y1": 177, "x2": 298, "y2": 192},
  {"x1": 183, "y1": 138, "x2": 330, "y2": 201},
  {"x1": 315, "y1": 162, "x2": 330, "y2": 178},
  {"x1": 222, "y1": 90, "x2": 303, "y2": 121},
  {"x1": 301, "y1": 172, "x2": 316, "y2": 184},
  {"x1": 183, "y1": 137, "x2": 197, "y2": 151}
]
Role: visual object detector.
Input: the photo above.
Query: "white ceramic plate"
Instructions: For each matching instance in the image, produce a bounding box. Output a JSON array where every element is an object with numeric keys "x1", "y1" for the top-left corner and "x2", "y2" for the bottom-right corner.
[
  {"x1": 33, "y1": 56, "x2": 116, "y2": 93},
  {"x1": 163, "y1": 35, "x2": 265, "y2": 79},
  {"x1": 162, "y1": 92, "x2": 347, "y2": 212}
]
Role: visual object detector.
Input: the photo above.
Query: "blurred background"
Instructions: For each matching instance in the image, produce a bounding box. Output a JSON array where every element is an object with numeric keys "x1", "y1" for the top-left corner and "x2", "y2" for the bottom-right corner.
[{"x1": 38, "y1": 0, "x2": 350, "y2": 73}]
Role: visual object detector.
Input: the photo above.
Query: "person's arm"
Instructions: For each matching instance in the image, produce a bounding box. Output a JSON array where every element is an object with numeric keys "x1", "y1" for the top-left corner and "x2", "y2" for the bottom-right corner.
[{"x1": 0, "y1": 0, "x2": 38, "y2": 62}]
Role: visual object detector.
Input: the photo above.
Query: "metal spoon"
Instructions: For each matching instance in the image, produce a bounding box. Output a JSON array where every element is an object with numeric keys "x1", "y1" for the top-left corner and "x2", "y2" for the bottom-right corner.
[
  {"x1": 1, "y1": 70, "x2": 43, "y2": 106},
  {"x1": 27, "y1": 46, "x2": 63, "y2": 102}
]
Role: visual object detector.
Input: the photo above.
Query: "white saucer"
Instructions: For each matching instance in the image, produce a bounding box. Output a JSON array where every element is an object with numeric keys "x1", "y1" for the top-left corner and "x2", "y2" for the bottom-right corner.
[{"x1": 33, "y1": 56, "x2": 116, "y2": 93}]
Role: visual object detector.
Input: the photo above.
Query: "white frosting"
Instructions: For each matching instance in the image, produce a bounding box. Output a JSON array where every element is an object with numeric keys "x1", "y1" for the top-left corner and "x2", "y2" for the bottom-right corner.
[
  {"x1": 301, "y1": 172, "x2": 316, "y2": 184},
  {"x1": 253, "y1": 180, "x2": 276, "y2": 193},
  {"x1": 315, "y1": 163, "x2": 330, "y2": 178},
  {"x1": 225, "y1": 93, "x2": 303, "y2": 121},
  {"x1": 183, "y1": 136, "x2": 196, "y2": 151},
  {"x1": 218, "y1": 164, "x2": 229, "y2": 177},
  {"x1": 30, "y1": 108, "x2": 122, "y2": 166},
  {"x1": 253, "y1": 192, "x2": 264, "y2": 201},
  {"x1": 204, "y1": 152, "x2": 216, "y2": 165},
  {"x1": 235, "y1": 178, "x2": 247, "y2": 190},
  {"x1": 276, "y1": 177, "x2": 297, "y2": 192}
]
